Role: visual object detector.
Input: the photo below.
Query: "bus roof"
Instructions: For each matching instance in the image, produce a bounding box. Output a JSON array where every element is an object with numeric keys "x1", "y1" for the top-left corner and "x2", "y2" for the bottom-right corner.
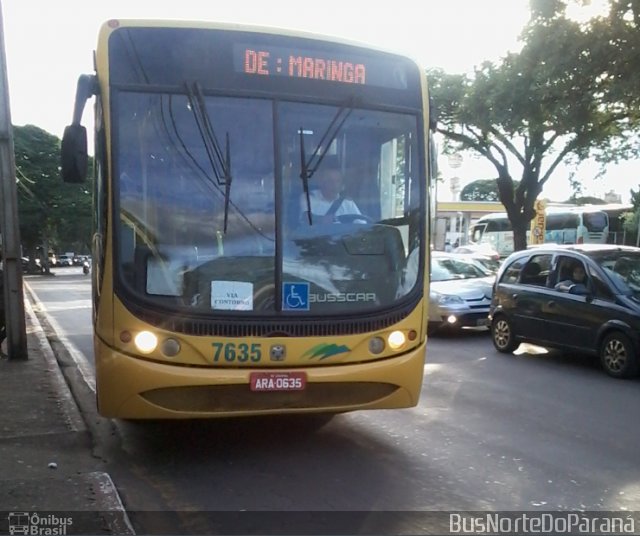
[
  {"x1": 98, "y1": 19, "x2": 424, "y2": 66},
  {"x1": 474, "y1": 205, "x2": 610, "y2": 222}
]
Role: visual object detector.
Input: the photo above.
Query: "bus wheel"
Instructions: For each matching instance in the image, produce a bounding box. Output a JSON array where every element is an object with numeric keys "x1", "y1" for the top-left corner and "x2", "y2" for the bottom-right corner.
[
  {"x1": 491, "y1": 315, "x2": 519, "y2": 353},
  {"x1": 600, "y1": 331, "x2": 639, "y2": 379}
]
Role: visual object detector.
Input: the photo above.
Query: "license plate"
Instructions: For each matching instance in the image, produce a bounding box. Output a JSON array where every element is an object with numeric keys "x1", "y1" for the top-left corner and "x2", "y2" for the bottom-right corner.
[
  {"x1": 250, "y1": 372, "x2": 307, "y2": 392},
  {"x1": 477, "y1": 318, "x2": 489, "y2": 327}
]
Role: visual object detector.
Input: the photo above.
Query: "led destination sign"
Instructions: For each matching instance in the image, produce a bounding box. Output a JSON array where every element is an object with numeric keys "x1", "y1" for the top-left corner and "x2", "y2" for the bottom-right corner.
[
  {"x1": 243, "y1": 48, "x2": 366, "y2": 84},
  {"x1": 234, "y1": 43, "x2": 409, "y2": 89}
]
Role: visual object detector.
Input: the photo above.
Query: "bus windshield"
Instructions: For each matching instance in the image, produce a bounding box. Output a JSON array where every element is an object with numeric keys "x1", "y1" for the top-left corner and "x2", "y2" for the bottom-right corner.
[
  {"x1": 583, "y1": 211, "x2": 608, "y2": 232},
  {"x1": 115, "y1": 90, "x2": 421, "y2": 316}
]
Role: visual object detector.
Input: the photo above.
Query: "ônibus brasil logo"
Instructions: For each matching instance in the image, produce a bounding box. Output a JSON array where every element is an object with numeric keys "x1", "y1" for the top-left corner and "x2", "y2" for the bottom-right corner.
[{"x1": 7, "y1": 512, "x2": 73, "y2": 535}]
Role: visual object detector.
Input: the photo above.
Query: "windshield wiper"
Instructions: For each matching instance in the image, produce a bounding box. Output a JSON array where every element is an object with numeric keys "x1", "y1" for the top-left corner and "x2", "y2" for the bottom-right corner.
[
  {"x1": 299, "y1": 127, "x2": 312, "y2": 225},
  {"x1": 299, "y1": 103, "x2": 353, "y2": 225},
  {"x1": 186, "y1": 82, "x2": 233, "y2": 232}
]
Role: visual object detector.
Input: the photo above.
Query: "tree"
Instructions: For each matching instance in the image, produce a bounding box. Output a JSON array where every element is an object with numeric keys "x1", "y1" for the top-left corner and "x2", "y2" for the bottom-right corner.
[
  {"x1": 589, "y1": 0, "x2": 640, "y2": 161},
  {"x1": 460, "y1": 178, "x2": 522, "y2": 201},
  {"x1": 460, "y1": 179, "x2": 500, "y2": 201},
  {"x1": 565, "y1": 195, "x2": 606, "y2": 205},
  {"x1": 622, "y1": 187, "x2": 640, "y2": 243},
  {"x1": 430, "y1": 0, "x2": 639, "y2": 251},
  {"x1": 14, "y1": 125, "x2": 92, "y2": 268}
]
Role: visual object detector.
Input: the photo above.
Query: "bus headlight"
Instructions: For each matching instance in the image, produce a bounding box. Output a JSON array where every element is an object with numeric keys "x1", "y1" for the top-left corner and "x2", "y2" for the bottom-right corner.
[
  {"x1": 134, "y1": 331, "x2": 158, "y2": 353},
  {"x1": 388, "y1": 331, "x2": 406, "y2": 350}
]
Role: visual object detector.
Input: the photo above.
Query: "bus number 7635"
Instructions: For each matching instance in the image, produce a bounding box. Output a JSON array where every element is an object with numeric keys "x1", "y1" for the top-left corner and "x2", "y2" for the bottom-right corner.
[{"x1": 212, "y1": 342, "x2": 262, "y2": 363}]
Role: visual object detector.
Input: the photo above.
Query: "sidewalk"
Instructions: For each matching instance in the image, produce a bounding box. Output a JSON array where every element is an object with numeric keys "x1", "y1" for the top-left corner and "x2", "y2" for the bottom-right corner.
[{"x1": 0, "y1": 298, "x2": 134, "y2": 535}]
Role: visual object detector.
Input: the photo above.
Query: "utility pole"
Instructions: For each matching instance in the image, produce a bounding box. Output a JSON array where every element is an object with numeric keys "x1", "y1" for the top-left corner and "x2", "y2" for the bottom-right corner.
[{"x1": 0, "y1": 0, "x2": 27, "y2": 360}]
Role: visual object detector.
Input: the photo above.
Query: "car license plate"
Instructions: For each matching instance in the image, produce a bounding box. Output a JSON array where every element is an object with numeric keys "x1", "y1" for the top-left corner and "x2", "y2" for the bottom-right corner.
[
  {"x1": 477, "y1": 318, "x2": 489, "y2": 327},
  {"x1": 250, "y1": 372, "x2": 307, "y2": 392}
]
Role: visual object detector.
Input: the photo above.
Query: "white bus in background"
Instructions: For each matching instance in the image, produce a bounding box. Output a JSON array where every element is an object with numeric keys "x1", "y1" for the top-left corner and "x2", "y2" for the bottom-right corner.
[{"x1": 469, "y1": 206, "x2": 610, "y2": 257}]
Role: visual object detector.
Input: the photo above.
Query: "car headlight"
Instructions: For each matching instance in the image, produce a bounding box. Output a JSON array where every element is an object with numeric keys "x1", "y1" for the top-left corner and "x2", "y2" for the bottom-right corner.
[{"x1": 431, "y1": 292, "x2": 466, "y2": 305}]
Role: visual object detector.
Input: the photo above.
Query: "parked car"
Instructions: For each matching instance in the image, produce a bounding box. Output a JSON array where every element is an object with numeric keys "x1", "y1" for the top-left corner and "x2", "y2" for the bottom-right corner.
[
  {"x1": 429, "y1": 252, "x2": 495, "y2": 334},
  {"x1": 490, "y1": 244, "x2": 640, "y2": 378},
  {"x1": 453, "y1": 244, "x2": 501, "y2": 273},
  {"x1": 454, "y1": 243, "x2": 500, "y2": 260}
]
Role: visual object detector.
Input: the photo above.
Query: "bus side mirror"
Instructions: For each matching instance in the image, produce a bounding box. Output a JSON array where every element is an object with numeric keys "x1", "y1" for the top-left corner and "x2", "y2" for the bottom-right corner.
[
  {"x1": 428, "y1": 97, "x2": 438, "y2": 131},
  {"x1": 61, "y1": 124, "x2": 88, "y2": 183}
]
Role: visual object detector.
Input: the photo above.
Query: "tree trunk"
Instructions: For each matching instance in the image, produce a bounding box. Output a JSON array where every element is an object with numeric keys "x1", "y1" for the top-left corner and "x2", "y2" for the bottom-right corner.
[
  {"x1": 512, "y1": 215, "x2": 529, "y2": 252},
  {"x1": 495, "y1": 168, "x2": 540, "y2": 253},
  {"x1": 42, "y1": 237, "x2": 51, "y2": 274}
]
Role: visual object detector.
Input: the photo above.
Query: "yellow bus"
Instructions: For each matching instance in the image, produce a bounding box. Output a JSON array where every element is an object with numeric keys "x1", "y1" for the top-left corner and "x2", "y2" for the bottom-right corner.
[{"x1": 61, "y1": 19, "x2": 435, "y2": 419}]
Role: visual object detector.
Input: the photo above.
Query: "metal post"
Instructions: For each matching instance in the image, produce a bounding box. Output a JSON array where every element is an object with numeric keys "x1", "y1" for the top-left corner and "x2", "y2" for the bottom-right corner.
[{"x1": 0, "y1": 0, "x2": 27, "y2": 359}]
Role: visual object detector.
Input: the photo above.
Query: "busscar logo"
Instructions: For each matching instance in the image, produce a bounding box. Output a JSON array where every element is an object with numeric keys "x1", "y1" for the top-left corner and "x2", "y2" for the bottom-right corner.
[
  {"x1": 7, "y1": 513, "x2": 73, "y2": 535},
  {"x1": 309, "y1": 292, "x2": 376, "y2": 303}
]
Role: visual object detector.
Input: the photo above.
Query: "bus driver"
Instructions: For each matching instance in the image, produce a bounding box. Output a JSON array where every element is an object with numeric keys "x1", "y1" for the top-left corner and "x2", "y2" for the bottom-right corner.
[{"x1": 300, "y1": 161, "x2": 363, "y2": 224}]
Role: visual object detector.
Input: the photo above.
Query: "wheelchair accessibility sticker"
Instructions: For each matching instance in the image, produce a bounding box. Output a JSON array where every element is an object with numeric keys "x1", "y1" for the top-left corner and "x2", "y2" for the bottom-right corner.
[{"x1": 282, "y1": 282, "x2": 310, "y2": 311}]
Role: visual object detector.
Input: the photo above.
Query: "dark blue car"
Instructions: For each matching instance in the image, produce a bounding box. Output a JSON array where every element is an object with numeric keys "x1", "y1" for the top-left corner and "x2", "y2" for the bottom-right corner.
[{"x1": 490, "y1": 244, "x2": 640, "y2": 378}]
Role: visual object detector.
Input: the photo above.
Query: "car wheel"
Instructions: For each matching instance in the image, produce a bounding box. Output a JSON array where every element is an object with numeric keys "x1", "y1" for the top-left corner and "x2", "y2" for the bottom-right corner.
[
  {"x1": 600, "y1": 331, "x2": 639, "y2": 379},
  {"x1": 491, "y1": 315, "x2": 519, "y2": 353}
]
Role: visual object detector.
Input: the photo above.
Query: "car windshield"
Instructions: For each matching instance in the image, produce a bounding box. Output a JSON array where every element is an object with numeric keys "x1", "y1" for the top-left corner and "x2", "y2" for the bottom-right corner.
[
  {"x1": 431, "y1": 257, "x2": 488, "y2": 281},
  {"x1": 596, "y1": 251, "x2": 640, "y2": 297}
]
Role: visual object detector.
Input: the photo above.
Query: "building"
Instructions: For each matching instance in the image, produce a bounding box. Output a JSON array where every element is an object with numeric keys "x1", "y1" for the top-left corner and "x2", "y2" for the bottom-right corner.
[{"x1": 434, "y1": 201, "x2": 504, "y2": 250}]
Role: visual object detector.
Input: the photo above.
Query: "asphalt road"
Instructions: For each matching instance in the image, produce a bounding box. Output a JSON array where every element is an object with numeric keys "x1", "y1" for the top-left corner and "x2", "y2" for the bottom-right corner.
[{"x1": 24, "y1": 270, "x2": 640, "y2": 534}]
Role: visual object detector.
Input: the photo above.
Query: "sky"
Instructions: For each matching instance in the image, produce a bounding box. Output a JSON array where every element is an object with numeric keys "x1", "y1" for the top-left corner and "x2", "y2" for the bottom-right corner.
[{"x1": 1, "y1": 0, "x2": 635, "y2": 204}]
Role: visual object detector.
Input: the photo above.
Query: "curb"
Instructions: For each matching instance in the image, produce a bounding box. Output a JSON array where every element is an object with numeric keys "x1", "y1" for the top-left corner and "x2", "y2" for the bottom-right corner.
[{"x1": 21, "y1": 283, "x2": 136, "y2": 535}]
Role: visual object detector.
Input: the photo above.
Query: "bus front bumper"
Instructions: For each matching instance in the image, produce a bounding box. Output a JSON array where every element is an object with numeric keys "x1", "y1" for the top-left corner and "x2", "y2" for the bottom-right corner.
[{"x1": 95, "y1": 339, "x2": 427, "y2": 419}]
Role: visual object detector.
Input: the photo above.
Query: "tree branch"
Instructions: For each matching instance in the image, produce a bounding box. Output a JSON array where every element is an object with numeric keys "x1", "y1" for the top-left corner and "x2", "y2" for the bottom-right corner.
[{"x1": 488, "y1": 125, "x2": 527, "y2": 167}]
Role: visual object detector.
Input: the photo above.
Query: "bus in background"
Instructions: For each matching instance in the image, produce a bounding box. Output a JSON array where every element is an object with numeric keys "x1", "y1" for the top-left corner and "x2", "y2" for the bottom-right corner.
[
  {"x1": 60, "y1": 20, "x2": 434, "y2": 420},
  {"x1": 470, "y1": 206, "x2": 609, "y2": 257}
]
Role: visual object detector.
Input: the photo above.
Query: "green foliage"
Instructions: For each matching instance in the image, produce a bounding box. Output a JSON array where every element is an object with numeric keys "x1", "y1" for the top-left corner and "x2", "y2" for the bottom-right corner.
[
  {"x1": 566, "y1": 195, "x2": 607, "y2": 205},
  {"x1": 14, "y1": 125, "x2": 92, "y2": 257},
  {"x1": 623, "y1": 187, "x2": 640, "y2": 236},
  {"x1": 630, "y1": 187, "x2": 640, "y2": 210},
  {"x1": 430, "y1": 0, "x2": 640, "y2": 251},
  {"x1": 622, "y1": 208, "x2": 640, "y2": 237},
  {"x1": 461, "y1": 178, "x2": 520, "y2": 201}
]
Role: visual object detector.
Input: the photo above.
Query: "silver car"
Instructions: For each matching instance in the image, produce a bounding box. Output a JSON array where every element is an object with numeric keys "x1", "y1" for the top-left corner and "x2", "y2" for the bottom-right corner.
[{"x1": 429, "y1": 252, "x2": 495, "y2": 333}]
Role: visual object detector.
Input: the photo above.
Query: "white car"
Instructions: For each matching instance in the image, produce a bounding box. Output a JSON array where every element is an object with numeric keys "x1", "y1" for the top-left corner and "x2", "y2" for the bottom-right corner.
[
  {"x1": 429, "y1": 252, "x2": 495, "y2": 334},
  {"x1": 56, "y1": 255, "x2": 73, "y2": 267},
  {"x1": 453, "y1": 243, "x2": 500, "y2": 260}
]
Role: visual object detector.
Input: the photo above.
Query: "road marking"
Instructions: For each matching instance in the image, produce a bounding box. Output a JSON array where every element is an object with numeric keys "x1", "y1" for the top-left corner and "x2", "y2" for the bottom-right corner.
[{"x1": 24, "y1": 281, "x2": 96, "y2": 394}]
